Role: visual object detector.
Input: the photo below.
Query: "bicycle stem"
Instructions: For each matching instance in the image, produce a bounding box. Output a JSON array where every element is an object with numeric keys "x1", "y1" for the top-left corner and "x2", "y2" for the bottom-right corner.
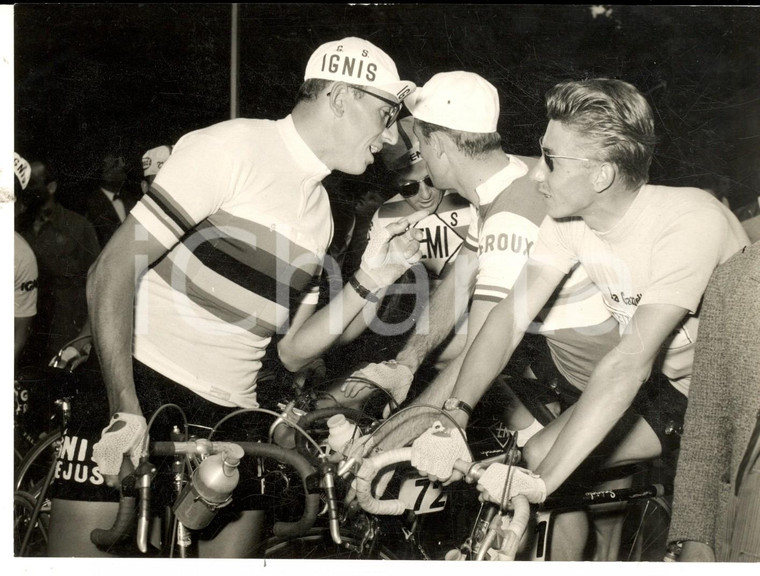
[{"x1": 319, "y1": 457, "x2": 342, "y2": 545}]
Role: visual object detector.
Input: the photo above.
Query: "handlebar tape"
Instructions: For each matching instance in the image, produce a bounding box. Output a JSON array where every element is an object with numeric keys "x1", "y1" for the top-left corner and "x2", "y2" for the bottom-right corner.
[
  {"x1": 354, "y1": 447, "x2": 413, "y2": 516},
  {"x1": 151, "y1": 440, "x2": 320, "y2": 538},
  {"x1": 90, "y1": 474, "x2": 138, "y2": 548},
  {"x1": 475, "y1": 495, "x2": 530, "y2": 561},
  {"x1": 353, "y1": 450, "x2": 495, "y2": 517}
]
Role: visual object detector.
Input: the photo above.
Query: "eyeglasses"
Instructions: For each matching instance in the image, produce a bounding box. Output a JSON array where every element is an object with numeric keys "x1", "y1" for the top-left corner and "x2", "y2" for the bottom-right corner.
[
  {"x1": 399, "y1": 176, "x2": 433, "y2": 198},
  {"x1": 539, "y1": 137, "x2": 594, "y2": 172},
  {"x1": 348, "y1": 86, "x2": 402, "y2": 129}
]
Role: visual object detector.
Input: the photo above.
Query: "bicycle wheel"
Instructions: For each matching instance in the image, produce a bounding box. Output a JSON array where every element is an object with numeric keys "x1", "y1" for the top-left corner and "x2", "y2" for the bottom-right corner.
[
  {"x1": 15, "y1": 429, "x2": 62, "y2": 494},
  {"x1": 260, "y1": 527, "x2": 397, "y2": 560},
  {"x1": 14, "y1": 490, "x2": 50, "y2": 557},
  {"x1": 618, "y1": 496, "x2": 672, "y2": 561}
]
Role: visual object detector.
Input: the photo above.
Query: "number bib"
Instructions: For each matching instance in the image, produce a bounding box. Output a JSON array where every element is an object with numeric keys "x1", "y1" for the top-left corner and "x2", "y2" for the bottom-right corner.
[{"x1": 397, "y1": 474, "x2": 447, "y2": 514}]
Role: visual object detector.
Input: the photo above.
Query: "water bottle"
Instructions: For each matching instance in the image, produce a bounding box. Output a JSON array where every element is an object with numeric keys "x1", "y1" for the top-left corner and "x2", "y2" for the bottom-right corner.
[
  {"x1": 173, "y1": 445, "x2": 244, "y2": 530},
  {"x1": 326, "y1": 414, "x2": 362, "y2": 455}
]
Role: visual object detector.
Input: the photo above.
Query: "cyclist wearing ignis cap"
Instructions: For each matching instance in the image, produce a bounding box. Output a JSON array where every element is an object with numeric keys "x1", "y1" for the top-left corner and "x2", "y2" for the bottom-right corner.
[{"x1": 47, "y1": 37, "x2": 425, "y2": 557}]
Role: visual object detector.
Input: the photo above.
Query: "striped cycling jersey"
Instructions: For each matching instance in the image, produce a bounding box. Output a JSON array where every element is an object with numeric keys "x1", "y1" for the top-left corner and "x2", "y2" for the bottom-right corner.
[{"x1": 131, "y1": 116, "x2": 332, "y2": 407}]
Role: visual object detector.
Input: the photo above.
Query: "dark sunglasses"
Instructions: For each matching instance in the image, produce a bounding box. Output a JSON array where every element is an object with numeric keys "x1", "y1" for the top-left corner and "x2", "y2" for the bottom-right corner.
[
  {"x1": 539, "y1": 137, "x2": 594, "y2": 172},
  {"x1": 399, "y1": 176, "x2": 433, "y2": 198}
]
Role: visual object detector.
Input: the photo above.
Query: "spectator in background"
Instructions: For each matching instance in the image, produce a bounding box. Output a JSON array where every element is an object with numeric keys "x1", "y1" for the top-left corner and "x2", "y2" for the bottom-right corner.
[
  {"x1": 669, "y1": 241, "x2": 760, "y2": 561},
  {"x1": 16, "y1": 159, "x2": 100, "y2": 366},
  {"x1": 13, "y1": 153, "x2": 38, "y2": 364},
  {"x1": 140, "y1": 144, "x2": 172, "y2": 194},
  {"x1": 85, "y1": 153, "x2": 142, "y2": 247},
  {"x1": 51, "y1": 145, "x2": 174, "y2": 371}
]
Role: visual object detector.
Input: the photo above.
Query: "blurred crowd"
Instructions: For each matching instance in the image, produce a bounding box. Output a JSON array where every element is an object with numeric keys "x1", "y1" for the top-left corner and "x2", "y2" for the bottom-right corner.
[{"x1": 13, "y1": 146, "x2": 171, "y2": 368}]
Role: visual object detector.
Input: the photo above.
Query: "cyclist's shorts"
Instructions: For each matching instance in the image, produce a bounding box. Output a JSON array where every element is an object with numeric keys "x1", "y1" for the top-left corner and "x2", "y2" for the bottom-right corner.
[{"x1": 48, "y1": 356, "x2": 282, "y2": 514}]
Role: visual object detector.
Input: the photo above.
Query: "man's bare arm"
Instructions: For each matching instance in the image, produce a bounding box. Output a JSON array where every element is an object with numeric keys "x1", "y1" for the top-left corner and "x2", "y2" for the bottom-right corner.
[
  {"x1": 87, "y1": 215, "x2": 167, "y2": 416},
  {"x1": 370, "y1": 298, "x2": 499, "y2": 448},
  {"x1": 450, "y1": 261, "x2": 566, "y2": 423},
  {"x1": 14, "y1": 316, "x2": 34, "y2": 362},
  {"x1": 535, "y1": 303, "x2": 689, "y2": 495},
  {"x1": 375, "y1": 261, "x2": 564, "y2": 448},
  {"x1": 335, "y1": 286, "x2": 387, "y2": 346},
  {"x1": 278, "y1": 212, "x2": 427, "y2": 372},
  {"x1": 395, "y1": 248, "x2": 478, "y2": 373}
]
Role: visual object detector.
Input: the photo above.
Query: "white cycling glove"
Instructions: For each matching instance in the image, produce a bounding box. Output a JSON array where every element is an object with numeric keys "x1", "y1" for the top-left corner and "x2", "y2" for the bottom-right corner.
[
  {"x1": 92, "y1": 412, "x2": 149, "y2": 476},
  {"x1": 477, "y1": 463, "x2": 547, "y2": 505},
  {"x1": 410, "y1": 421, "x2": 471, "y2": 482},
  {"x1": 359, "y1": 211, "x2": 427, "y2": 288},
  {"x1": 343, "y1": 361, "x2": 414, "y2": 406}
]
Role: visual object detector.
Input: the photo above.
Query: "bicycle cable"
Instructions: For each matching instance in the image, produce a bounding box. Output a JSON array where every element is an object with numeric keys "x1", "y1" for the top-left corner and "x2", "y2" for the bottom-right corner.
[
  {"x1": 207, "y1": 407, "x2": 325, "y2": 455},
  {"x1": 335, "y1": 375, "x2": 398, "y2": 408},
  {"x1": 364, "y1": 403, "x2": 472, "y2": 460},
  {"x1": 139, "y1": 403, "x2": 189, "y2": 456}
]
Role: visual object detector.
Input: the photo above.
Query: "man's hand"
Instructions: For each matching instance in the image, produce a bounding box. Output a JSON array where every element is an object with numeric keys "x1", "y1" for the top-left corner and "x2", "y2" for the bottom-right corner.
[
  {"x1": 92, "y1": 412, "x2": 148, "y2": 487},
  {"x1": 344, "y1": 435, "x2": 396, "y2": 502},
  {"x1": 342, "y1": 361, "x2": 414, "y2": 406},
  {"x1": 359, "y1": 210, "x2": 428, "y2": 288},
  {"x1": 678, "y1": 541, "x2": 715, "y2": 562},
  {"x1": 476, "y1": 463, "x2": 547, "y2": 505},
  {"x1": 410, "y1": 421, "x2": 470, "y2": 484},
  {"x1": 50, "y1": 338, "x2": 92, "y2": 371}
]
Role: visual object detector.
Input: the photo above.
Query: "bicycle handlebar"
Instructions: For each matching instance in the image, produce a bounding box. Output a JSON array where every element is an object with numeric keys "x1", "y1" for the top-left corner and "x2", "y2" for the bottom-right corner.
[
  {"x1": 352, "y1": 447, "x2": 530, "y2": 560},
  {"x1": 153, "y1": 440, "x2": 321, "y2": 538},
  {"x1": 90, "y1": 439, "x2": 321, "y2": 551},
  {"x1": 90, "y1": 474, "x2": 138, "y2": 548}
]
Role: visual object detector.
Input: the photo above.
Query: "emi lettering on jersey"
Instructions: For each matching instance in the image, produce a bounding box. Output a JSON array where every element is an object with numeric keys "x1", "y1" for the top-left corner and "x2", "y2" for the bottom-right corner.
[{"x1": 422, "y1": 226, "x2": 454, "y2": 260}]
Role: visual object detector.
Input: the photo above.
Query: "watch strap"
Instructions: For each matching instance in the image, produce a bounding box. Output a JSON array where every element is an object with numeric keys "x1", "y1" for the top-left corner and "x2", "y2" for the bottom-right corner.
[
  {"x1": 349, "y1": 275, "x2": 380, "y2": 303},
  {"x1": 444, "y1": 398, "x2": 473, "y2": 417}
]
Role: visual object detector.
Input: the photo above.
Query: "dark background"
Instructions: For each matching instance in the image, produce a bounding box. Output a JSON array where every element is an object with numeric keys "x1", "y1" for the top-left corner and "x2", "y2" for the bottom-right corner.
[{"x1": 14, "y1": 4, "x2": 760, "y2": 211}]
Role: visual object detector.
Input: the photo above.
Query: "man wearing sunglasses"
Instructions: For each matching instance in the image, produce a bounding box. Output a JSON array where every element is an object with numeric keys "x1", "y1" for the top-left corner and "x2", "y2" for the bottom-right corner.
[
  {"x1": 47, "y1": 37, "x2": 426, "y2": 557},
  {"x1": 410, "y1": 78, "x2": 749, "y2": 559},
  {"x1": 345, "y1": 72, "x2": 617, "y2": 452},
  {"x1": 334, "y1": 116, "x2": 472, "y2": 390}
]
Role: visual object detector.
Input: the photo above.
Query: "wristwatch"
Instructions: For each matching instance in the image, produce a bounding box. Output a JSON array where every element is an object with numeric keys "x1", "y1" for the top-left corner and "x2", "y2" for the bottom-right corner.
[{"x1": 443, "y1": 398, "x2": 473, "y2": 417}]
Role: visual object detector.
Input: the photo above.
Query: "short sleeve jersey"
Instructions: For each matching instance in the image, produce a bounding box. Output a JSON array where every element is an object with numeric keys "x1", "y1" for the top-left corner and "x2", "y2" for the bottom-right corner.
[
  {"x1": 131, "y1": 116, "x2": 332, "y2": 408},
  {"x1": 369, "y1": 190, "x2": 471, "y2": 278},
  {"x1": 15, "y1": 232, "x2": 38, "y2": 318},
  {"x1": 530, "y1": 184, "x2": 749, "y2": 396}
]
